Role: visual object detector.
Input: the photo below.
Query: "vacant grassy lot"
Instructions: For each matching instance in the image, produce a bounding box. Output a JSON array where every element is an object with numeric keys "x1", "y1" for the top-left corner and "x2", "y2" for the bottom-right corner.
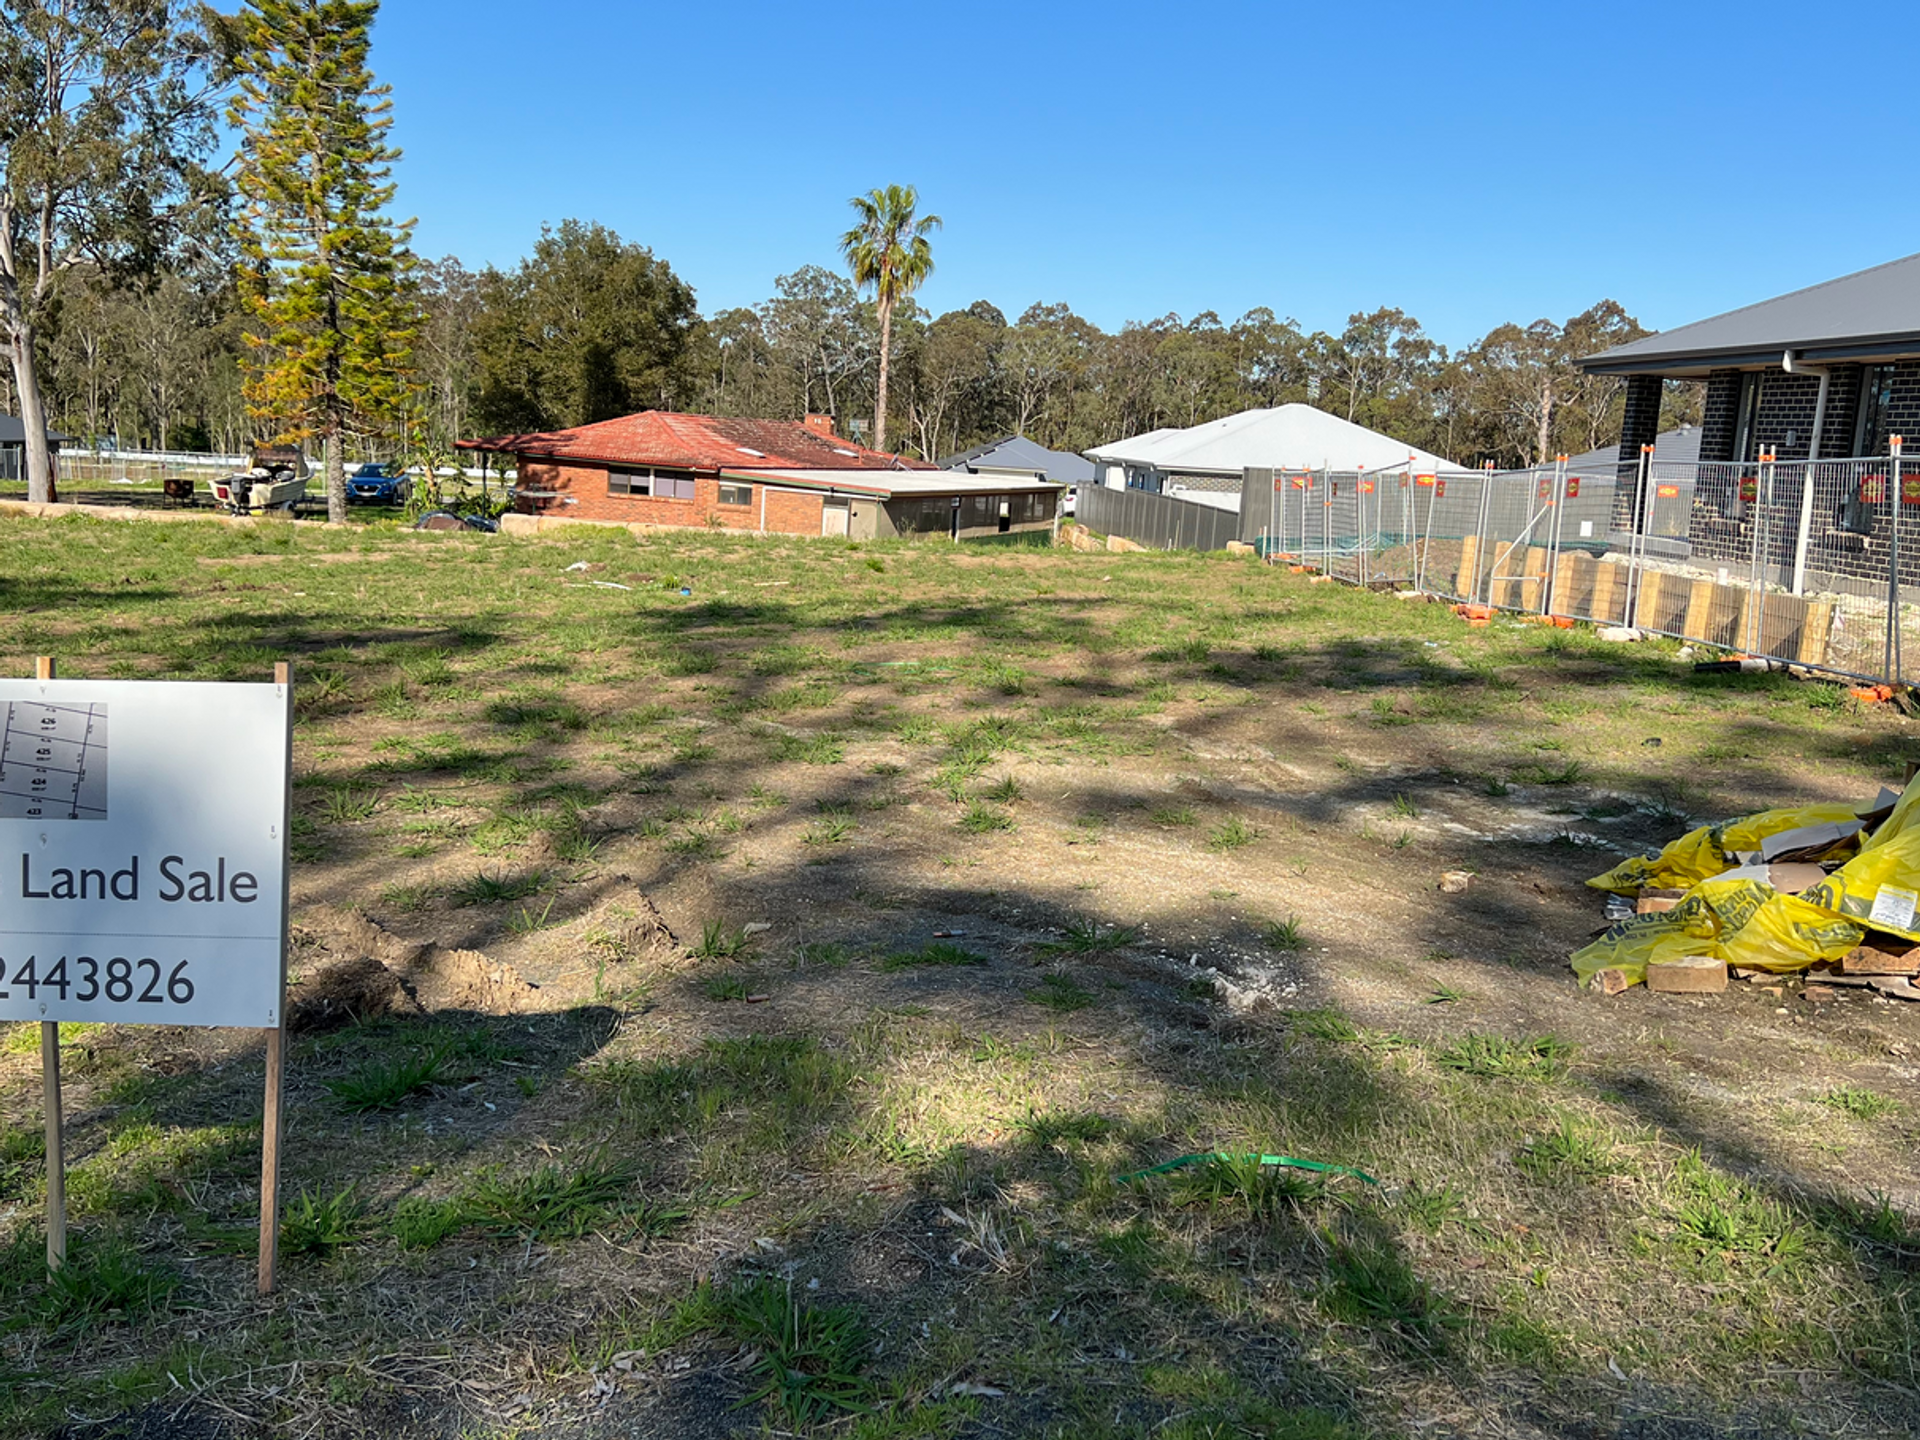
[{"x1": 2, "y1": 512, "x2": 1918, "y2": 1440}]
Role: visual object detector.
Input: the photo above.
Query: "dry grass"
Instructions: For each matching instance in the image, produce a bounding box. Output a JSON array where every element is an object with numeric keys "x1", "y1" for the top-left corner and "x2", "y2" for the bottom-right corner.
[{"x1": 0, "y1": 515, "x2": 1917, "y2": 1437}]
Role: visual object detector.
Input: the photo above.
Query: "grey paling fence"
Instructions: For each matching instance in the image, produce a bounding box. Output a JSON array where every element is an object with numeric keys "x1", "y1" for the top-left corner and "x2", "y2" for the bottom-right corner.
[
  {"x1": 1276, "y1": 443, "x2": 1920, "y2": 685},
  {"x1": 1075, "y1": 483, "x2": 1242, "y2": 552}
]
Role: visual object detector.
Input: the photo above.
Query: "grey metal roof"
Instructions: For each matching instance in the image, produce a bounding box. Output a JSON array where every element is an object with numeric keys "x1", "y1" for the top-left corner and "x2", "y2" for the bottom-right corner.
[
  {"x1": 1581, "y1": 252, "x2": 1920, "y2": 375},
  {"x1": 0, "y1": 414, "x2": 72, "y2": 445},
  {"x1": 939, "y1": 434, "x2": 1095, "y2": 484},
  {"x1": 1564, "y1": 424, "x2": 1702, "y2": 471}
]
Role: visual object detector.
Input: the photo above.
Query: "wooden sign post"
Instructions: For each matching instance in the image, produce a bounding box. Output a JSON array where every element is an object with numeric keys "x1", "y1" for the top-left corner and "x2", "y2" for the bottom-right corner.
[
  {"x1": 259, "y1": 660, "x2": 292, "y2": 1296},
  {"x1": 36, "y1": 657, "x2": 65, "y2": 1272},
  {"x1": 1, "y1": 660, "x2": 293, "y2": 1295}
]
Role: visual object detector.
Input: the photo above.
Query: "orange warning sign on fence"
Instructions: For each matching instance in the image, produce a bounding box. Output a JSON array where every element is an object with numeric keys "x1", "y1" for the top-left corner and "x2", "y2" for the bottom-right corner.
[
  {"x1": 1414, "y1": 474, "x2": 1436, "y2": 487},
  {"x1": 1862, "y1": 475, "x2": 1887, "y2": 503},
  {"x1": 1359, "y1": 480, "x2": 1375, "y2": 493},
  {"x1": 1656, "y1": 483, "x2": 1680, "y2": 498}
]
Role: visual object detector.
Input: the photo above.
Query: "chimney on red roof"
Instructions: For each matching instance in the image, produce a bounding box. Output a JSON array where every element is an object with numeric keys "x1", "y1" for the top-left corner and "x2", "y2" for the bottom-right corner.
[{"x1": 803, "y1": 413, "x2": 836, "y2": 437}]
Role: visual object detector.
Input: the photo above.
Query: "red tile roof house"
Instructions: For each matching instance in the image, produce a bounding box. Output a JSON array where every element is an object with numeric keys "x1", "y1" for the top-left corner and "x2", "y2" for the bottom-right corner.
[{"x1": 457, "y1": 412, "x2": 1064, "y2": 542}]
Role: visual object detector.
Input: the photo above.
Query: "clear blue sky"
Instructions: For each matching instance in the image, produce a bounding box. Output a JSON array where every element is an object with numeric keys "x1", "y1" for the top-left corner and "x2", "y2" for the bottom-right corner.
[{"x1": 376, "y1": 0, "x2": 1918, "y2": 350}]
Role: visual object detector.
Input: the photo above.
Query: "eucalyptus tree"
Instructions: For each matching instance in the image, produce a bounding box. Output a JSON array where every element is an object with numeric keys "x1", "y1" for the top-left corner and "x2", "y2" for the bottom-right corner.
[
  {"x1": 839, "y1": 184, "x2": 938, "y2": 452},
  {"x1": 0, "y1": 0, "x2": 219, "y2": 499}
]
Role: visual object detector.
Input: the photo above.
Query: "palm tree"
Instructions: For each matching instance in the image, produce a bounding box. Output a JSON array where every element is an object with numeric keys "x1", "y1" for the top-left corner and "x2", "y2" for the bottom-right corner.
[{"x1": 840, "y1": 185, "x2": 940, "y2": 453}]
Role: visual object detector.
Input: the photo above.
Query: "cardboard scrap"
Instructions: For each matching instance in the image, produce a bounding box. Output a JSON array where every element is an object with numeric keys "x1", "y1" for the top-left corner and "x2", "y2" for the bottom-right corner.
[
  {"x1": 1636, "y1": 888, "x2": 1688, "y2": 915},
  {"x1": 1759, "y1": 820, "x2": 1862, "y2": 864}
]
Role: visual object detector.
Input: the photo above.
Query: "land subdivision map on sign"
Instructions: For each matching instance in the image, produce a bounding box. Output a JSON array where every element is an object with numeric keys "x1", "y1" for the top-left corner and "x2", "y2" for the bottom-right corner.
[{"x1": 0, "y1": 701, "x2": 108, "y2": 820}]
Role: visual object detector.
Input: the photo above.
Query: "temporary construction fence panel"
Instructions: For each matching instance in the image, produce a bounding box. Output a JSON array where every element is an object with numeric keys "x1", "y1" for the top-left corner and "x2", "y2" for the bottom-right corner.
[
  {"x1": 1075, "y1": 483, "x2": 1241, "y2": 552},
  {"x1": 1087, "y1": 442, "x2": 1920, "y2": 687},
  {"x1": 1242, "y1": 442, "x2": 1920, "y2": 687}
]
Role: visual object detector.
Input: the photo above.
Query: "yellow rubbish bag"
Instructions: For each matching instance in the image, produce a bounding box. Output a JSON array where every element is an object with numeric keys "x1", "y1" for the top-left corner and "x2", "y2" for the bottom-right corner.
[
  {"x1": 1716, "y1": 891, "x2": 1863, "y2": 972},
  {"x1": 1802, "y1": 830, "x2": 1920, "y2": 943},
  {"x1": 1791, "y1": 772, "x2": 1920, "y2": 940},
  {"x1": 1571, "y1": 877, "x2": 1774, "y2": 988},
  {"x1": 1586, "y1": 803, "x2": 1867, "y2": 897},
  {"x1": 1585, "y1": 825, "x2": 1726, "y2": 897}
]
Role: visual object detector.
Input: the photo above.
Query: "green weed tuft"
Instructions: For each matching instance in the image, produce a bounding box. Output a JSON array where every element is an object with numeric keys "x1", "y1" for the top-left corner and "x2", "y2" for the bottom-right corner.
[
  {"x1": 1207, "y1": 815, "x2": 1264, "y2": 851},
  {"x1": 392, "y1": 1197, "x2": 468, "y2": 1251},
  {"x1": 1291, "y1": 1008, "x2": 1358, "y2": 1043},
  {"x1": 40, "y1": 1237, "x2": 176, "y2": 1328},
  {"x1": 1820, "y1": 1084, "x2": 1900, "y2": 1120},
  {"x1": 1027, "y1": 973, "x2": 1096, "y2": 1011},
  {"x1": 1037, "y1": 918, "x2": 1142, "y2": 955},
  {"x1": 282, "y1": 1187, "x2": 364, "y2": 1258},
  {"x1": 450, "y1": 869, "x2": 546, "y2": 906},
  {"x1": 693, "y1": 921, "x2": 753, "y2": 961},
  {"x1": 691, "y1": 1278, "x2": 873, "y2": 1423},
  {"x1": 326, "y1": 1045, "x2": 449, "y2": 1112},
  {"x1": 1261, "y1": 915, "x2": 1306, "y2": 951},
  {"x1": 1169, "y1": 1154, "x2": 1325, "y2": 1217},
  {"x1": 880, "y1": 941, "x2": 987, "y2": 971},
  {"x1": 1321, "y1": 1234, "x2": 1457, "y2": 1347},
  {"x1": 460, "y1": 1161, "x2": 660, "y2": 1240},
  {"x1": 1434, "y1": 1033, "x2": 1574, "y2": 1080},
  {"x1": 958, "y1": 801, "x2": 1014, "y2": 833},
  {"x1": 702, "y1": 974, "x2": 752, "y2": 1002}
]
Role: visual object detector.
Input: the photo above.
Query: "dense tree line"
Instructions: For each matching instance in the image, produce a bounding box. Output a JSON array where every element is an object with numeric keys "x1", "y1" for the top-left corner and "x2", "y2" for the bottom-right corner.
[{"x1": 24, "y1": 223, "x2": 1694, "y2": 470}]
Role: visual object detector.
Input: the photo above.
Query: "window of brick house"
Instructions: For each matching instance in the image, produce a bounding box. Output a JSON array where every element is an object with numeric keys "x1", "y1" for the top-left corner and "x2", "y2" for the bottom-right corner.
[
  {"x1": 607, "y1": 466, "x2": 696, "y2": 499},
  {"x1": 718, "y1": 483, "x2": 753, "y2": 507},
  {"x1": 1733, "y1": 372, "x2": 1764, "y2": 463},
  {"x1": 1854, "y1": 365, "x2": 1897, "y2": 458}
]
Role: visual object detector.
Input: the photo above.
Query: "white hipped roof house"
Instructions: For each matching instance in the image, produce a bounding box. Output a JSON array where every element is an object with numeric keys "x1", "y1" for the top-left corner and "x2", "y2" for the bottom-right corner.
[{"x1": 1085, "y1": 404, "x2": 1457, "y2": 510}]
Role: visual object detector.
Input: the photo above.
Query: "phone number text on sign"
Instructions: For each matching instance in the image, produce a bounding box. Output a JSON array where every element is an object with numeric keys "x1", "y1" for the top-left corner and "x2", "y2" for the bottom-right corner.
[{"x1": 0, "y1": 954, "x2": 195, "y2": 1007}]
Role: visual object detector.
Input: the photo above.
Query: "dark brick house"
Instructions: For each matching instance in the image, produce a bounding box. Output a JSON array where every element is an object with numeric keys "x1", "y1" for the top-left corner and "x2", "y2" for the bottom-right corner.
[{"x1": 1580, "y1": 253, "x2": 1920, "y2": 589}]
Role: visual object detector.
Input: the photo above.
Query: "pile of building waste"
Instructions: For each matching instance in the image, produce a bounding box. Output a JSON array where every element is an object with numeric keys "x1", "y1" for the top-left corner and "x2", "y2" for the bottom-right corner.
[{"x1": 1573, "y1": 782, "x2": 1920, "y2": 1000}]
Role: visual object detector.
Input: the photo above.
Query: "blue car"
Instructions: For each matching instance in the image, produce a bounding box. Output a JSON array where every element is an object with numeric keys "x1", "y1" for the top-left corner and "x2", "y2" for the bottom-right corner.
[{"x1": 347, "y1": 462, "x2": 411, "y2": 505}]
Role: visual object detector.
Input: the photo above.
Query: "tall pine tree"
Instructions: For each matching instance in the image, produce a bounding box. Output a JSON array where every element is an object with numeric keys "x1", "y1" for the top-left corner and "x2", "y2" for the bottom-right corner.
[{"x1": 229, "y1": 0, "x2": 415, "y2": 522}]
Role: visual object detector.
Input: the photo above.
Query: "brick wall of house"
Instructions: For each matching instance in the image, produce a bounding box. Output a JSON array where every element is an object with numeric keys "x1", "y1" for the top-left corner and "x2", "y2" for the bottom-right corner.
[
  {"x1": 1609, "y1": 374, "x2": 1666, "y2": 532},
  {"x1": 1698, "y1": 370, "x2": 1742, "y2": 463},
  {"x1": 1820, "y1": 364, "x2": 1864, "y2": 458},
  {"x1": 1751, "y1": 373, "x2": 1822, "y2": 459},
  {"x1": 1699, "y1": 365, "x2": 1872, "y2": 465},
  {"x1": 516, "y1": 460, "x2": 824, "y2": 534}
]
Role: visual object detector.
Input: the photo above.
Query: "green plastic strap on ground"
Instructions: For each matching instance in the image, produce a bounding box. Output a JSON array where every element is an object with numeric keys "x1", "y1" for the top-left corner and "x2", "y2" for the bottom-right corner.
[{"x1": 1116, "y1": 1152, "x2": 1380, "y2": 1187}]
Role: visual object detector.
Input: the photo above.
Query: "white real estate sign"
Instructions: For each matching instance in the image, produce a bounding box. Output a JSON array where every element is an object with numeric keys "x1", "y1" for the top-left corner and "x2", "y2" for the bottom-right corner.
[{"x1": 0, "y1": 677, "x2": 290, "y2": 1029}]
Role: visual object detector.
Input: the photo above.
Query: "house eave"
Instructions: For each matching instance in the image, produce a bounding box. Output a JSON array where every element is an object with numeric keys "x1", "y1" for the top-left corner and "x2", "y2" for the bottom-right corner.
[{"x1": 1580, "y1": 333, "x2": 1920, "y2": 377}]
